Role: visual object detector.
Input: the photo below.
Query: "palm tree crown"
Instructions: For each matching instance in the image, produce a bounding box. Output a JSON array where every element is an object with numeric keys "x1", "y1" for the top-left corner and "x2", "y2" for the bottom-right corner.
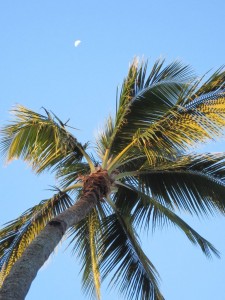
[{"x1": 1, "y1": 58, "x2": 225, "y2": 300}]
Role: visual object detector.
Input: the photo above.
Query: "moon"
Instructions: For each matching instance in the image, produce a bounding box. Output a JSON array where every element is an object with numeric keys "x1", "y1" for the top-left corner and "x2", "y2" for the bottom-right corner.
[{"x1": 74, "y1": 40, "x2": 81, "y2": 47}]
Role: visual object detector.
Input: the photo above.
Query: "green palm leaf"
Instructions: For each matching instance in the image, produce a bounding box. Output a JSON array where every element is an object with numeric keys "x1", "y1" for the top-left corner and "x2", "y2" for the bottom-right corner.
[
  {"x1": 0, "y1": 190, "x2": 73, "y2": 285},
  {"x1": 56, "y1": 161, "x2": 90, "y2": 189},
  {"x1": 0, "y1": 105, "x2": 90, "y2": 173},
  {"x1": 132, "y1": 89, "x2": 225, "y2": 163},
  {"x1": 186, "y1": 66, "x2": 225, "y2": 104},
  {"x1": 134, "y1": 153, "x2": 225, "y2": 216},
  {"x1": 68, "y1": 205, "x2": 107, "y2": 300},
  {"x1": 114, "y1": 183, "x2": 219, "y2": 258},
  {"x1": 100, "y1": 61, "x2": 225, "y2": 171},
  {"x1": 99, "y1": 210, "x2": 164, "y2": 300},
  {"x1": 98, "y1": 59, "x2": 194, "y2": 165}
]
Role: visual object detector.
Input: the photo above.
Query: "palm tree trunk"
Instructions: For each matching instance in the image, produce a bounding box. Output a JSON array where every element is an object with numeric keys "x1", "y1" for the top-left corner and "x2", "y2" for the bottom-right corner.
[{"x1": 0, "y1": 169, "x2": 112, "y2": 300}]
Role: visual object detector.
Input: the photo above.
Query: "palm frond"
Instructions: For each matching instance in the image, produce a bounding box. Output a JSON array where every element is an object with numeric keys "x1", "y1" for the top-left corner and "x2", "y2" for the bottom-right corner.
[
  {"x1": 56, "y1": 161, "x2": 90, "y2": 189},
  {"x1": 114, "y1": 183, "x2": 219, "y2": 258},
  {"x1": 96, "y1": 116, "x2": 114, "y2": 162},
  {"x1": 68, "y1": 205, "x2": 107, "y2": 300},
  {"x1": 130, "y1": 88, "x2": 225, "y2": 164},
  {"x1": 100, "y1": 204, "x2": 163, "y2": 300},
  {"x1": 101, "y1": 63, "x2": 225, "y2": 171},
  {"x1": 133, "y1": 153, "x2": 225, "y2": 216},
  {"x1": 0, "y1": 105, "x2": 93, "y2": 173},
  {"x1": 0, "y1": 190, "x2": 73, "y2": 285},
  {"x1": 97, "y1": 59, "x2": 194, "y2": 166},
  {"x1": 186, "y1": 67, "x2": 225, "y2": 104}
]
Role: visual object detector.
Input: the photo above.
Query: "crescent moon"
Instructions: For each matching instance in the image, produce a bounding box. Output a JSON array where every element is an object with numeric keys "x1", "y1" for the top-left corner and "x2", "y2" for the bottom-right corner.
[{"x1": 74, "y1": 40, "x2": 81, "y2": 47}]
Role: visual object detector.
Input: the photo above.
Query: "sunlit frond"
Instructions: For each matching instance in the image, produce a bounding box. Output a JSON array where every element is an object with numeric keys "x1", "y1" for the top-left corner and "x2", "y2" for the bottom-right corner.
[
  {"x1": 186, "y1": 67, "x2": 225, "y2": 104},
  {"x1": 68, "y1": 205, "x2": 107, "y2": 300},
  {"x1": 96, "y1": 116, "x2": 114, "y2": 162},
  {"x1": 132, "y1": 89, "x2": 225, "y2": 162},
  {"x1": 97, "y1": 59, "x2": 195, "y2": 166},
  {"x1": 98, "y1": 60, "x2": 225, "y2": 172},
  {"x1": 0, "y1": 191, "x2": 73, "y2": 285},
  {"x1": 0, "y1": 105, "x2": 93, "y2": 173}
]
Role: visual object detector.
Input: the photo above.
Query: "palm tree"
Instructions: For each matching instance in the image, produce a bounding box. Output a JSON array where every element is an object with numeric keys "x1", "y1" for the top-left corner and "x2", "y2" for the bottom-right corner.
[{"x1": 1, "y1": 58, "x2": 225, "y2": 300}]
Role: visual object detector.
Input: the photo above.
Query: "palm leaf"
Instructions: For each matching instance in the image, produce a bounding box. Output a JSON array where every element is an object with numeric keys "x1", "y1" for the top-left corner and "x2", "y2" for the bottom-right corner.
[
  {"x1": 68, "y1": 205, "x2": 107, "y2": 300},
  {"x1": 56, "y1": 161, "x2": 90, "y2": 189},
  {"x1": 114, "y1": 183, "x2": 219, "y2": 258},
  {"x1": 0, "y1": 105, "x2": 92, "y2": 173},
  {"x1": 104, "y1": 64, "x2": 225, "y2": 171},
  {"x1": 137, "y1": 89, "x2": 224, "y2": 155},
  {"x1": 99, "y1": 210, "x2": 164, "y2": 300},
  {"x1": 98, "y1": 59, "x2": 194, "y2": 165},
  {"x1": 0, "y1": 190, "x2": 73, "y2": 285},
  {"x1": 186, "y1": 67, "x2": 225, "y2": 104},
  {"x1": 133, "y1": 153, "x2": 225, "y2": 216}
]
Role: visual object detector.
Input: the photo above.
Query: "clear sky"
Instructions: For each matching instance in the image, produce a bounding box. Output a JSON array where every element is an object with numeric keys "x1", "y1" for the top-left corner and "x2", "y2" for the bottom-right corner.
[{"x1": 1, "y1": 1, "x2": 225, "y2": 299}]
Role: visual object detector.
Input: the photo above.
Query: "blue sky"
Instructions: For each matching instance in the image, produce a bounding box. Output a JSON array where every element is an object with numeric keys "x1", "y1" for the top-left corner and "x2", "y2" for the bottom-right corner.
[{"x1": 1, "y1": 0, "x2": 225, "y2": 299}]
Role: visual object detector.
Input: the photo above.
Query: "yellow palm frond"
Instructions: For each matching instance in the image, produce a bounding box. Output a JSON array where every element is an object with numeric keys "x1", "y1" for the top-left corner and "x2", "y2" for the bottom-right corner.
[
  {"x1": 0, "y1": 105, "x2": 94, "y2": 173},
  {"x1": 0, "y1": 191, "x2": 73, "y2": 285}
]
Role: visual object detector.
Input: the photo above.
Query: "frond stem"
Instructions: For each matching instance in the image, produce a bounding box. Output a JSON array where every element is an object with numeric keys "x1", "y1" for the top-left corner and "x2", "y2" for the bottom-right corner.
[
  {"x1": 102, "y1": 148, "x2": 110, "y2": 169},
  {"x1": 62, "y1": 182, "x2": 83, "y2": 193},
  {"x1": 76, "y1": 145, "x2": 95, "y2": 172},
  {"x1": 107, "y1": 141, "x2": 135, "y2": 173}
]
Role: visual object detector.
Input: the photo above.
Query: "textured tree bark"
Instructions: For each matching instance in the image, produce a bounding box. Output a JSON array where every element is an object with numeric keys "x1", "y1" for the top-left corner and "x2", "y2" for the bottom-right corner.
[{"x1": 0, "y1": 169, "x2": 112, "y2": 300}]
